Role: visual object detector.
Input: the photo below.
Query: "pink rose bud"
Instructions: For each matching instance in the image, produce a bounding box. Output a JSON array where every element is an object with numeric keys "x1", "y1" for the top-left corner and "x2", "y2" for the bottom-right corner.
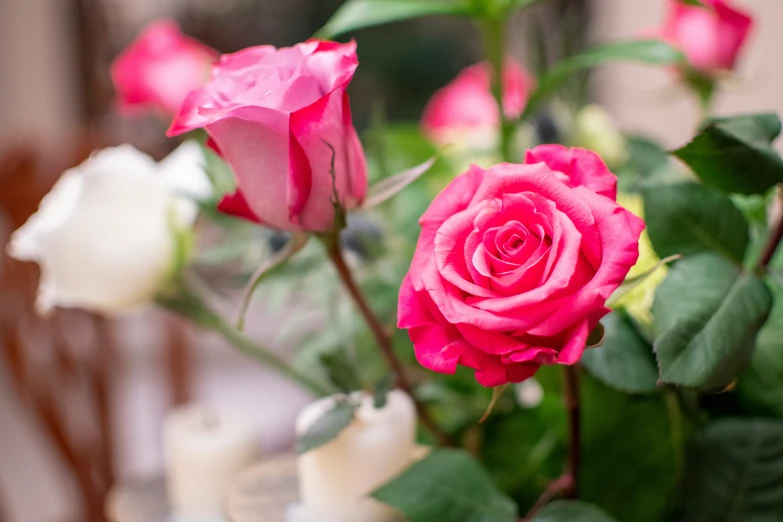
[
  {"x1": 421, "y1": 59, "x2": 532, "y2": 147},
  {"x1": 660, "y1": 0, "x2": 753, "y2": 74},
  {"x1": 111, "y1": 20, "x2": 218, "y2": 116},
  {"x1": 397, "y1": 146, "x2": 644, "y2": 387},
  {"x1": 167, "y1": 40, "x2": 368, "y2": 232}
]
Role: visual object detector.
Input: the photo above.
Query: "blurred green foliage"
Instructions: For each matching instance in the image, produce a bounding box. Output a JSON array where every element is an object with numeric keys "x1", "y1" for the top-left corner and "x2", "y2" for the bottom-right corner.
[{"x1": 180, "y1": 2, "x2": 783, "y2": 518}]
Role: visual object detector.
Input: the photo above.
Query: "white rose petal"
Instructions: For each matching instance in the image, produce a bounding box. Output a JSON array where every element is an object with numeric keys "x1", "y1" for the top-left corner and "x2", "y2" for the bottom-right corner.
[
  {"x1": 159, "y1": 140, "x2": 213, "y2": 202},
  {"x1": 7, "y1": 144, "x2": 201, "y2": 315},
  {"x1": 8, "y1": 171, "x2": 83, "y2": 261}
]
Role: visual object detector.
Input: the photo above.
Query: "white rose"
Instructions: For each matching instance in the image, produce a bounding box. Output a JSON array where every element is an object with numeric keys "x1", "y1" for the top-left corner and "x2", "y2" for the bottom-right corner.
[
  {"x1": 7, "y1": 142, "x2": 207, "y2": 315},
  {"x1": 159, "y1": 140, "x2": 213, "y2": 202}
]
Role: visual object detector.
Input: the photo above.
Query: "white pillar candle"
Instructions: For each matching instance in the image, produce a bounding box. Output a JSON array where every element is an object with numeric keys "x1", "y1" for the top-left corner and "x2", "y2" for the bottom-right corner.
[
  {"x1": 295, "y1": 390, "x2": 416, "y2": 522},
  {"x1": 164, "y1": 404, "x2": 260, "y2": 520}
]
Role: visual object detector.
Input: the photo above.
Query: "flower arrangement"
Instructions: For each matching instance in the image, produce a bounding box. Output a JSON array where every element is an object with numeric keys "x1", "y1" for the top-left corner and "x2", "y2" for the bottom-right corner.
[{"x1": 11, "y1": 0, "x2": 783, "y2": 521}]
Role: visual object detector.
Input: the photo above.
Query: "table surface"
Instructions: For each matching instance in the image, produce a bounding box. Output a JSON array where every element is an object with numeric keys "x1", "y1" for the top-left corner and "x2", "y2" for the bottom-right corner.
[
  {"x1": 226, "y1": 454, "x2": 300, "y2": 522},
  {"x1": 105, "y1": 453, "x2": 299, "y2": 522}
]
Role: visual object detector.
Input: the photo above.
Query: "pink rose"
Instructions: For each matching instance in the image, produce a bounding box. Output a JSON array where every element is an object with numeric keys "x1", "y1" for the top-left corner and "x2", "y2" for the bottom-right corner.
[
  {"x1": 111, "y1": 20, "x2": 217, "y2": 116},
  {"x1": 397, "y1": 145, "x2": 644, "y2": 386},
  {"x1": 167, "y1": 40, "x2": 368, "y2": 232},
  {"x1": 421, "y1": 59, "x2": 532, "y2": 147},
  {"x1": 660, "y1": 0, "x2": 753, "y2": 74}
]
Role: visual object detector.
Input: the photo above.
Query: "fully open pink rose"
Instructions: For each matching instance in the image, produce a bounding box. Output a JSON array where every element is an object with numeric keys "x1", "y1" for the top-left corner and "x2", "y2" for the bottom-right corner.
[
  {"x1": 421, "y1": 59, "x2": 532, "y2": 147},
  {"x1": 111, "y1": 20, "x2": 217, "y2": 116},
  {"x1": 660, "y1": 0, "x2": 753, "y2": 74},
  {"x1": 167, "y1": 40, "x2": 367, "y2": 232},
  {"x1": 397, "y1": 146, "x2": 643, "y2": 386}
]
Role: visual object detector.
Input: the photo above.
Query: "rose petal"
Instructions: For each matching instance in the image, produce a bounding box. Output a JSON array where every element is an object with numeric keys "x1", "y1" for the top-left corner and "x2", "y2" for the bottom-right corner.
[
  {"x1": 287, "y1": 131, "x2": 313, "y2": 223},
  {"x1": 503, "y1": 347, "x2": 558, "y2": 365},
  {"x1": 112, "y1": 20, "x2": 217, "y2": 116},
  {"x1": 526, "y1": 187, "x2": 644, "y2": 336},
  {"x1": 712, "y1": 1, "x2": 753, "y2": 70},
  {"x1": 412, "y1": 165, "x2": 486, "y2": 281},
  {"x1": 470, "y1": 163, "x2": 601, "y2": 268},
  {"x1": 217, "y1": 189, "x2": 262, "y2": 223},
  {"x1": 471, "y1": 202, "x2": 584, "y2": 311},
  {"x1": 525, "y1": 145, "x2": 618, "y2": 201},
  {"x1": 288, "y1": 87, "x2": 367, "y2": 231},
  {"x1": 456, "y1": 323, "x2": 526, "y2": 355},
  {"x1": 205, "y1": 108, "x2": 291, "y2": 229},
  {"x1": 465, "y1": 226, "x2": 491, "y2": 286},
  {"x1": 434, "y1": 202, "x2": 499, "y2": 298}
]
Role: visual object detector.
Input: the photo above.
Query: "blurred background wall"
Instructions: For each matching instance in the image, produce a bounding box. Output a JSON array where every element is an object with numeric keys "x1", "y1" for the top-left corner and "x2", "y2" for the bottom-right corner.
[
  {"x1": 0, "y1": 0, "x2": 80, "y2": 145},
  {"x1": 2, "y1": 0, "x2": 782, "y2": 148},
  {"x1": 0, "y1": 0, "x2": 780, "y2": 521},
  {"x1": 593, "y1": 0, "x2": 783, "y2": 149}
]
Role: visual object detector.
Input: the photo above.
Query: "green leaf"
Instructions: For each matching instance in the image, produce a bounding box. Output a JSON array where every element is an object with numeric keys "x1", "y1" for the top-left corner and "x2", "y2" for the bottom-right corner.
[
  {"x1": 373, "y1": 374, "x2": 396, "y2": 409},
  {"x1": 522, "y1": 41, "x2": 684, "y2": 119},
  {"x1": 672, "y1": 113, "x2": 783, "y2": 195},
  {"x1": 316, "y1": 0, "x2": 473, "y2": 39},
  {"x1": 712, "y1": 113, "x2": 781, "y2": 145},
  {"x1": 166, "y1": 207, "x2": 195, "y2": 280},
  {"x1": 320, "y1": 350, "x2": 364, "y2": 393},
  {"x1": 653, "y1": 253, "x2": 772, "y2": 390},
  {"x1": 361, "y1": 156, "x2": 438, "y2": 209},
  {"x1": 737, "y1": 283, "x2": 783, "y2": 416},
  {"x1": 586, "y1": 323, "x2": 605, "y2": 348},
  {"x1": 296, "y1": 399, "x2": 357, "y2": 454},
  {"x1": 532, "y1": 500, "x2": 618, "y2": 522},
  {"x1": 237, "y1": 232, "x2": 309, "y2": 331},
  {"x1": 627, "y1": 135, "x2": 670, "y2": 176},
  {"x1": 681, "y1": 418, "x2": 783, "y2": 521},
  {"x1": 581, "y1": 374, "x2": 682, "y2": 522},
  {"x1": 372, "y1": 449, "x2": 518, "y2": 522},
  {"x1": 643, "y1": 182, "x2": 750, "y2": 264},
  {"x1": 581, "y1": 312, "x2": 659, "y2": 394}
]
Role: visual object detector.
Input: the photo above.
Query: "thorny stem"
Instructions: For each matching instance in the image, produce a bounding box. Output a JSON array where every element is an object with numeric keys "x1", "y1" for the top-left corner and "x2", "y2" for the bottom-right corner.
[
  {"x1": 522, "y1": 365, "x2": 581, "y2": 520},
  {"x1": 322, "y1": 237, "x2": 455, "y2": 447},
  {"x1": 317, "y1": 139, "x2": 453, "y2": 445},
  {"x1": 756, "y1": 188, "x2": 783, "y2": 272},
  {"x1": 521, "y1": 475, "x2": 573, "y2": 521}
]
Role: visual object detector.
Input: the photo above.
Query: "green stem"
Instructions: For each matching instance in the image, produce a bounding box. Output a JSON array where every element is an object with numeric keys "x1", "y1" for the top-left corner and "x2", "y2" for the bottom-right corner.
[
  {"x1": 697, "y1": 86, "x2": 715, "y2": 122},
  {"x1": 319, "y1": 235, "x2": 456, "y2": 447},
  {"x1": 483, "y1": 16, "x2": 514, "y2": 163},
  {"x1": 522, "y1": 365, "x2": 581, "y2": 520},
  {"x1": 157, "y1": 285, "x2": 332, "y2": 397},
  {"x1": 686, "y1": 72, "x2": 716, "y2": 122},
  {"x1": 562, "y1": 364, "x2": 581, "y2": 499},
  {"x1": 665, "y1": 389, "x2": 685, "y2": 482}
]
